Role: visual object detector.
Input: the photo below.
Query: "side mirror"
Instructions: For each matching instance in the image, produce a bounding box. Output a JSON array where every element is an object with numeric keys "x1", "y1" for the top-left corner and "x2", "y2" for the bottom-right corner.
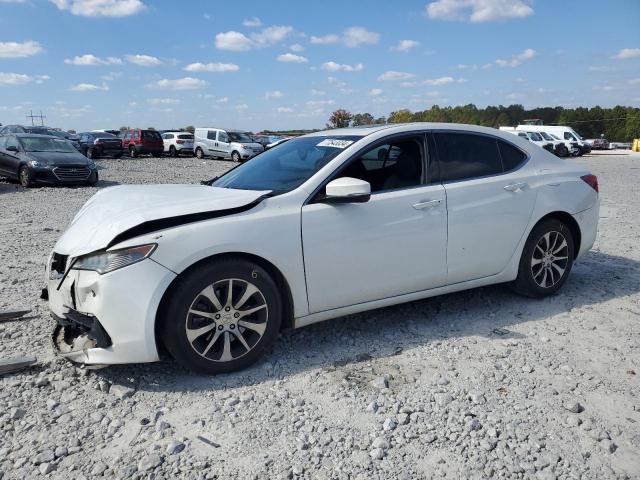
[
  {"x1": 6, "y1": 145, "x2": 19, "y2": 152},
  {"x1": 323, "y1": 177, "x2": 371, "y2": 204}
]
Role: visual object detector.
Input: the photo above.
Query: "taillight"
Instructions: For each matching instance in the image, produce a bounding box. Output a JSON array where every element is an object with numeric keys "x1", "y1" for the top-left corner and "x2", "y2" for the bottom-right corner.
[
  {"x1": 176, "y1": 139, "x2": 185, "y2": 144},
  {"x1": 94, "y1": 139, "x2": 103, "y2": 145},
  {"x1": 581, "y1": 174, "x2": 598, "y2": 192}
]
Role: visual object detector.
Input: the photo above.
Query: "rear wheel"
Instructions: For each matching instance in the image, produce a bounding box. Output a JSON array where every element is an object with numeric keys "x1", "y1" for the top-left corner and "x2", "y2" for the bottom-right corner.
[
  {"x1": 129, "y1": 146, "x2": 137, "y2": 158},
  {"x1": 160, "y1": 258, "x2": 282, "y2": 374},
  {"x1": 195, "y1": 147, "x2": 204, "y2": 159},
  {"x1": 169, "y1": 145, "x2": 177, "y2": 157},
  {"x1": 19, "y1": 165, "x2": 33, "y2": 188},
  {"x1": 511, "y1": 219, "x2": 574, "y2": 298}
]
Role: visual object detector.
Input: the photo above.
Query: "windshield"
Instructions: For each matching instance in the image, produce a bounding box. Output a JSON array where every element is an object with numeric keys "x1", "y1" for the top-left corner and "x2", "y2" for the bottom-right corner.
[
  {"x1": 212, "y1": 135, "x2": 362, "y2": 193},
  {"x1": 550, "y1": 133, "x2": 561, "y2": 140},
  {"x1": 20, "y1": 137, "x2": 77, "y2": 153},
  {"x1": 142, "y1": 130, "x2": 161, "y2": 139},
  {"x1": 228, "y1": 131, "x2": 254, "y2": 143},
  {"x1": 540, "y1": 132, "x2": 554, "y2": 141},
  {"x1": 527, "y1": 132, "x2": 543, "y2": 141}
]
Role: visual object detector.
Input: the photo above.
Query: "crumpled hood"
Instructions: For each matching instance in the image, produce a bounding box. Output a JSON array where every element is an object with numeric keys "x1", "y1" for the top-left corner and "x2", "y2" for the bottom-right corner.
[{"x1": 54, "y1": 184, "x2": 269, "y2": 256}]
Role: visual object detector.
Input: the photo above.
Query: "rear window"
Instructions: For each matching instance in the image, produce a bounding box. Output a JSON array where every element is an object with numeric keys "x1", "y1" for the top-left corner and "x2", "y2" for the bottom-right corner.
[
  {"x1": 142, "y1": 130, "x2": 161, "y2": 139},
  {"x1": 498, "y1": 140, "x2": 527, "y2": 171},
  {"x1": 178, "y1": 134, "x2": 193, "y2": 140},
  {"x1": 434, "y1": 132, "x2": 503, "y2": 182}
]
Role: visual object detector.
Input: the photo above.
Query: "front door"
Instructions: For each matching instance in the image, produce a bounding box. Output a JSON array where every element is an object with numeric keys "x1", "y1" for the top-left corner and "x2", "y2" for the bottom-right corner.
[
  {"x1": 217, "y1": 131, "x2": 231, "y2": 158},
  {"x1": 301, "y1": 134, "x2": 448, "y2": 313}
]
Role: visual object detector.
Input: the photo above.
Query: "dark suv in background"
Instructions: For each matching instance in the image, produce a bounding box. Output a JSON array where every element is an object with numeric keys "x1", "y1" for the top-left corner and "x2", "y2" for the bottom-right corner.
[
  {"x1": 77, "y1": 132, "x2": 123, "y2": 159},
  {"x1": 119, "y1": 129, "x2": 163, "y2": 157}
]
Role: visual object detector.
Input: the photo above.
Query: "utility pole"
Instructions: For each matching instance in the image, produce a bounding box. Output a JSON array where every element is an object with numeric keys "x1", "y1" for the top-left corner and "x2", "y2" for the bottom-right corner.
[{"x1": 26, "y1": 110, "x2": 46, "y2": 126}]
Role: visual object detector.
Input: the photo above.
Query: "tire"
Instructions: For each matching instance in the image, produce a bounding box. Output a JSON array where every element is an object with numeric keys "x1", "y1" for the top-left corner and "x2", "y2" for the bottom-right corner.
[
  {"x1": 169, "y1": 145, "x2": 177, "y2": 157},
  {"x1": 87, "y1": 170, "x2": 99, "y2": 186},
  {"x1": 231, "y1": 151, "x2": 240, "y2": 163},
  {"x1": 86, "y1": 148, "x2": 95, "y2": 160},
  {"x1": 129, "y1": 146, "x2": 138, "y2": 158},
  {"x1": 511, "y1": 218, "x2": 575, "y2": 298},
  {"x1": 195, "y1": 148, "x2": 204, "y2": 159},
  {"x1": 19, "y1": 165, "x2": 33, "y2": 188},
  {"x1": 160, "y1": 258, "x2": 282, "y2": 374}
]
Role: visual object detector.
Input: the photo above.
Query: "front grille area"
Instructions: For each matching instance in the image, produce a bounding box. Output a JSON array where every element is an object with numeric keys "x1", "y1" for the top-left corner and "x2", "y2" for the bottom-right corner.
[
  {"x1": 53, "y1": 167, "x2": 91, "y2": 181},
  {"x1": 50, "y1": 252, "x2": 68, "y2": 280}
]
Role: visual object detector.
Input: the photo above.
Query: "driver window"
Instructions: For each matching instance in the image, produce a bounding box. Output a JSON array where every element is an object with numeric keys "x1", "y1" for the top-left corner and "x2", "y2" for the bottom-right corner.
[
  {"x1": 218, "y1": 132, "x2": 229, "y2": 143},
  {"x1": 340, "y1": 136, "x2": 424, "y2": 193}
]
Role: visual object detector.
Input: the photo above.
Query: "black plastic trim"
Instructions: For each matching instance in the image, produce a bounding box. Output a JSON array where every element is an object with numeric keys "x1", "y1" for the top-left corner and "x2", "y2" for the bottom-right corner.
[{"x1": 53, "y1": 310, "x2": 112, "y2": 348}]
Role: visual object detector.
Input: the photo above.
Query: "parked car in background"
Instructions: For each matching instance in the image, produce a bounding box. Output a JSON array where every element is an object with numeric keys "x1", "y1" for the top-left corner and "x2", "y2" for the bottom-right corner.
[
  {"x1": 77, "y1": 132, "x2": 123, "y2": 159},
  {"x1": 92, "y1": 129, "x2": 122, "y2": 136},
  {"x1": 585, "y1": 138, "x2": 609, "y2": 150},
  {"x1": 162, "y1": 132, "x2": 194, "y2": 156},
  {"x1": 46, "y1": 123, "x2": 599, "y2": 374},
  {"x1": 500, "y1": 128, "x2": 557, "y2": 155},
  {"x1": 0, "y1": 134, "x2": 98, "y2": 187},
  {"x1": 535, "y1": 131, "x2": 570, "y2": 157},
  {"x1": 518, "y1": 125, "x2": 590, "y2": 155},
  {"x1": 119, "y1": 129, "x2": 164, "y2": 157},
  {"x1": 194, "y1": 127, "x2": 264, "y2": 162},
  {"x1": 252, "y1": 134, "x2": 281, "y2": 149},
  {"x1": 0, "y1": 124, "x2": 81, "y2": 151}
]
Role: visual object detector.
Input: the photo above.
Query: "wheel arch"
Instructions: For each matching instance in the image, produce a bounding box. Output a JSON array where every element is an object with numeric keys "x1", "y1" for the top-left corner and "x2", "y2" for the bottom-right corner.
[
  {"x1": 154, "y1": 251, "x2": 295, "y2": 353},
  {"x1": 530, "y1": 211, "x2": 581, "y2": 259}
]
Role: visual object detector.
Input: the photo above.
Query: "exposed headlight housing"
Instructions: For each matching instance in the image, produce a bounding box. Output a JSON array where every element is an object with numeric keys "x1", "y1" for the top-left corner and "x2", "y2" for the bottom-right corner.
[{"x1": 72, "y1": 244, "x2": 156, "y2": 274}]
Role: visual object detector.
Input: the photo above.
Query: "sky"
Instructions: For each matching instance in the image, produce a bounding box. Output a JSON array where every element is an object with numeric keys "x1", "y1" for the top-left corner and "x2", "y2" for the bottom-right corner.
[{"x1": 0, "y1": 0, "x2": 639, "y2": 132}]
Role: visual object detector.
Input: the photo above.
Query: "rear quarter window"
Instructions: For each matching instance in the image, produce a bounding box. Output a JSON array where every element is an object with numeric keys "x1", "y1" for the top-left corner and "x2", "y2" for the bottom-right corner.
[{"x1": 498, "y1": 140, "x2": 527, "y2": 171}]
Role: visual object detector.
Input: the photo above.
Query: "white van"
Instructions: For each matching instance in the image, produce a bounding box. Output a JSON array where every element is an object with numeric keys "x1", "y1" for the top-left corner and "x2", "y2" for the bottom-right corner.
[
  {"x1": 516, "y1": 125, "x2": 590, "y2": 155},
  {"x1": 194, "y1": 128, "x2": 264, "y2": 162},
  {"x1": 499, "y1": 127, "x2": 562, "y2": 156}
]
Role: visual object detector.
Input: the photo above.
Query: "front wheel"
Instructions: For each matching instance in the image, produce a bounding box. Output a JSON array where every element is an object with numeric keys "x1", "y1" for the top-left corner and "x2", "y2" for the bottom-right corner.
[
  {"x1": 160, "y1": 259, "x2": 282, "y2": 374},
  {"x1": 129, "y1": 146, "x2": 138, "y2": 158},
  {"x1": 87, "y1": 170, "x2": 99, "y2": 186},
  {"x1": 86, "y1": 148, "x2": 95, "y2": 159},
  {"x1": 511, "y1": 219, "x2": 574, "y2": 298},
  {"x1": 231, "y1": 151, "x2": 241, "y2": 162},
  {"x1": 195, "y1": 148, "x2": 204, "y2": 159},
  {"x1": 19, "y1": 165, "x2": 33, "y2": 188}
]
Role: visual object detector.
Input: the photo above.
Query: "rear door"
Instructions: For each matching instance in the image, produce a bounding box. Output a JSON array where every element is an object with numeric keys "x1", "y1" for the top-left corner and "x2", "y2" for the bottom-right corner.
[
  {"x1": 434, "y1": 131, "x2": 537, "y2": 284},
  {"x1": 217, "y1": 130, "x2": 231, "y2": 158}
]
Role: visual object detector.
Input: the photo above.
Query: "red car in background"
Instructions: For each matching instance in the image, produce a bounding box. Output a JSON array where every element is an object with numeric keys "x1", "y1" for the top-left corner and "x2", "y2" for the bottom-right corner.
[{"x1": 119, "y1": 129, "x2": 164, "y2": 157}]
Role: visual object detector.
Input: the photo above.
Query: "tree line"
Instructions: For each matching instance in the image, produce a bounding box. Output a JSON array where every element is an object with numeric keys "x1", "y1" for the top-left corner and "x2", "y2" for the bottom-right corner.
[{"x1": 326, "y1": 105, "x2": 640, "y2": 141}]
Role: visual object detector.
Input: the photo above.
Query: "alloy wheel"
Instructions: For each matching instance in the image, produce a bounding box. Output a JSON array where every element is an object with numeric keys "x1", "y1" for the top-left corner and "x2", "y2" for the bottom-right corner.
[
  {"x1": 531, "y1": 231, "x2": 569, "y2": 288},
  {"x1": 185, "y1": 278, "x2": 268, "y2": 362}
]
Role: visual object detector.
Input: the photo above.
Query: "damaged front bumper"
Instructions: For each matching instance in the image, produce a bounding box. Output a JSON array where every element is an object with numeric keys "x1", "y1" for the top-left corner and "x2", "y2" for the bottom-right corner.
[
  {"x1": 46, "y1": 256, "x2": 177, "y2": 365},
  {"x1": 52, "y1": 310, "x2": 111, "y2": 364}
]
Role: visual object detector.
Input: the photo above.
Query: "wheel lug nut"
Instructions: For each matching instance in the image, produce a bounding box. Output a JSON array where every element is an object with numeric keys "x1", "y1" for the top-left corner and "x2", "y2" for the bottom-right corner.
[
  {"x1": 230, "y1": 324, "x2": 235, "y2": 329},
  {"x1": 225, "y1": 307, "x2": 231, "y2": 312},
  {"x1": 218, "y1": 325, "x2": 223, "y2": 330},
  {"x1": 234, "y1": 313, "x2": 240, "y2": 318},
  {"x1": 215, "y1": 314, "x2": 221, "y2": 320}
]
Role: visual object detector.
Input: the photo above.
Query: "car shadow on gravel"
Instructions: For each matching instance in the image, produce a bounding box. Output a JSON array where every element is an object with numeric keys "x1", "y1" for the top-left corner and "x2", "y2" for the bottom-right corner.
[{"x1": 94, "y1": 249, "x2": 640, "y2": 392}]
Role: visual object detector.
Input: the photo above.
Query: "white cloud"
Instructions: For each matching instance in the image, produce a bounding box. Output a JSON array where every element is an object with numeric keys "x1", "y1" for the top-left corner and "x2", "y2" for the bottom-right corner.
[
  {"x1": 277, "y1": 106, "x2": 293, "y2": 113},
  {"x1": 612, "y1": 48, "x2": 640, "y2": 60},
  {"x1": 310, "y1": 34, "x2": 340, "y2": 45},
  {"x1": 70, "y1": 82, "x2": 109, "y2": 91},
  {"x1": 147, "y1": 98, "x2": 180, "y2": 105},
  {"x1": 235, "y1": 103, "x2": 249, "y2": 110},
  {"x1": 215, "y1": 31, "x2": 253, "y2": 51},
  {"x1": 0, "y1": 41, "x2": 42, "y2": 58},
  {"x1": 0, "y1": 72, "x2": 32, "y2": 85},
  {"x1": 242, "y1": 17, "x2": 262, "y2": 28},
  {"x1": 322, "y1": 61, "x2": 364, "y2": 72},
  {"x1": 49, "y1": 0, "x2": 146, "y2": 17},
  {"x1": 426, "y1": 0, "x2": 534, "y2": 22},
  {"x1": 216, "y1": 97, "x2": 228, "y2": 103},
  {"x1": 342, "y1": 26, "x2": 380, "y2": 48},
  {"x1": 391, "y1": 40, "x2": 420, "y2": 53},
  {"x1": 215, "y1": 25, "x2": 293, "y2": 51},
  {"x1": 423, "y1": 76, "x2": 465, "y2": 85},
  {"x1": 289, "y1": 43, "x2": 304, "y2": 52},
  {"x1": 369, "y1": 88, "x2": 383, "y2": 96},
  {"x1": 312, "y1": 27, "x2": 379, "y2": 48},
  {"x1": 378, "y1": 70, "x2": 416, "y2": 81},
  {"x1": 629, "y1": 78, "x2": 640, "y2": 85},
  {"x1": 495, "y1": 48, "x2": 536, "y2": 67},
  {"x1": 310, "y1": 89, "x2": 325, "y2": 96},
  {"x1": 307, "y1": 99, "x2": 335, "y2": 106},
  {"x1": 265, "y1": 90, "x2": 283, "y2": 99},
  {"x1": 277, "y1": 53, "x2": 308, "y2": 63},
  {"x1": 183, "y1": 62, "x2": 239, "y2": 72},
  {"x1": 35, "y1": 75, "x2": 50, "y2": 84},
  {"x1": 64, "y1": 54, "x2": 122, "y2": 66},
  {"x1": 149, "y1": 77, "x2": 206, "y2": 90},
  {"x1": 125, "y1": 54, "x2": 162, "y2": 66}
]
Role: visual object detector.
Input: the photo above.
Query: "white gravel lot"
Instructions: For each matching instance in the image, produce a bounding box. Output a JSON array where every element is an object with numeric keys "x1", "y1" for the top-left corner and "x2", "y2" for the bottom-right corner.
[{"x1": 0, "y1": 153, "x2": 639, "y2": 480}]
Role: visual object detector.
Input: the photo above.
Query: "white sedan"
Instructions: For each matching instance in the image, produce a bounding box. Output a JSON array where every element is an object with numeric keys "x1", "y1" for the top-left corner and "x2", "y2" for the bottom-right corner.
[{"x1": 46, "y1": 123, "x2": 599, "y2": 374}]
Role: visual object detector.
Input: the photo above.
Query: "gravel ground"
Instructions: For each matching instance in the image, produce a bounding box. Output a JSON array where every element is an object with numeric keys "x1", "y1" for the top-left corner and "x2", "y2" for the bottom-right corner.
[{"x1": 0, "y1": 153, "x2": 639, "y2": 480}]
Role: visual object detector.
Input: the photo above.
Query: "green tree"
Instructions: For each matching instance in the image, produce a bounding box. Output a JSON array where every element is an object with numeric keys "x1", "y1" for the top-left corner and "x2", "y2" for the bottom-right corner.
[
  {"x1": 351, "y1": 113, "x2": 375, "y2": 126},
  {"x1": 388, "y1": 109, "x2": 413, "y2": 123},
  {"x1": 184, "y1": 125, "x2": 195, "y2": 134},
  {"x1": 327, "y1": 109, "x2": 352, "y2": 129}
]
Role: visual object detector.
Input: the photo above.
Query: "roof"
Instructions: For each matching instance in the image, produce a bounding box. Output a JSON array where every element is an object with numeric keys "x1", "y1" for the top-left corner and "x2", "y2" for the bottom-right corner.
[{"x1": 304, "y1": 122, "x2": 515, "y2": 138}]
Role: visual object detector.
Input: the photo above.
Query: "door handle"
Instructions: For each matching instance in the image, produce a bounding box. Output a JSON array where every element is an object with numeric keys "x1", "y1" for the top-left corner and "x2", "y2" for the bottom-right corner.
[
  {"x1": 413, "y1": 199, "x2": 442, "y2": 210},
  {"x1": 504, "y1": 182, "x2": 527, "y2": 192}
]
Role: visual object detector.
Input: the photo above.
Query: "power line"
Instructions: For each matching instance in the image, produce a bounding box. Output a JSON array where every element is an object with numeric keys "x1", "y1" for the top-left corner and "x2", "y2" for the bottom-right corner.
[{"x1": 548, "y1": 115, "x2": 639, "y2": 125}]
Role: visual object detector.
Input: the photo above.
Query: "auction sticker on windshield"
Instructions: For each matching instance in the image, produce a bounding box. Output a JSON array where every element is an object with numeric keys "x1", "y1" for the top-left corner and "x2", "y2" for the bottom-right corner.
[{"x1": 317, "y1": 139, "x2": 354, "y2": 148}]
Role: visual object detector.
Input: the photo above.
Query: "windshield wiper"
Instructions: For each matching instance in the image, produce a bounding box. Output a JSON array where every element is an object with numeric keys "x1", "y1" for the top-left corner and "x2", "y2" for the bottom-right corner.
[{"x1": 200, "y1": 176, "x2": 219, "y2": 186}]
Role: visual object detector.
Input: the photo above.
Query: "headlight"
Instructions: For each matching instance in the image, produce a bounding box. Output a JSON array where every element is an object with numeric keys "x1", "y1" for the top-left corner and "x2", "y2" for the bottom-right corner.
[
  {"x1": 29, "y1": 160, "x2": 40, "y2": 167},
  {"x1": 72, "y1": 244, "x2": 156, "y2": 274}
]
